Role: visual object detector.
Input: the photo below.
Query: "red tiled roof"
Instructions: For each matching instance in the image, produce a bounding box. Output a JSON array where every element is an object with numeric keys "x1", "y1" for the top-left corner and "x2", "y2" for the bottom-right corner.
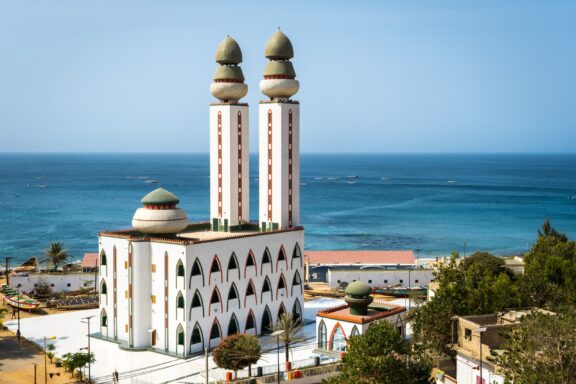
[
  {"x1": 316, "y1": 300, "x2": 406, "y2": 324},
  {"x1": 82, "y1": 253, "x2": 98, "y2": 268},
  {"x1": 305, "y1": 250, "x2": 415, "y2": 266}
]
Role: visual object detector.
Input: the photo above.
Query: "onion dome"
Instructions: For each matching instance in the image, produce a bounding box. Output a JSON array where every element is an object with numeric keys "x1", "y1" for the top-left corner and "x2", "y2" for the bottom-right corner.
[
  {"x1": 210, "y1": 36, "x2": 248, "y2": 102},
  {"x1": 344, "y1": 281, "x2": 374, "y2": 316},
  {"x1": 260, "y1": 29, "x2": 299, "y2": 100},
  {"x1": 215, "y1": 36, "x2": 243, "y2": 65},
  {"x1": 132, "y1": 188, "x2": 189, "y2": 234},
  {"x1": 265, "y1": 31, "x2": 294, "y2": 60}
]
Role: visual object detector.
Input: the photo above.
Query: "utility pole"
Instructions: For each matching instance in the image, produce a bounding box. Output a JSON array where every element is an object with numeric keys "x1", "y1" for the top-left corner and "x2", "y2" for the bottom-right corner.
[
  {"x1": 205, "y1": 347, "x2": 209, "y2": 384},
  {"x1": 16, "y1": 285, "x2": 21, "y2": 341},
  {"x1": 408, "y1": 266, "x2": 412, "y2": 312},
  {"x1": 43, "y1": 337, "x2": 48, "y2": 384},
  {"x1": 82, "y1": 315, "x2": 95, "y2": 383},
  {"x1": 5, "y1": 257, "x2": 13, "y2": 286},
  {"x1": 33, "y1": 363, "x2": 37, "y2": 384},
  {"x1": 478, "y1": 327, "x2": 487, "y2": 384}
]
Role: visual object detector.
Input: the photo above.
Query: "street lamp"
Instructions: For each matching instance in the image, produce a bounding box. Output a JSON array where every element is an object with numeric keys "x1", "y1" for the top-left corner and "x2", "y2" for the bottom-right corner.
[
  {"x1": 82, "y1": 315, "x2": 95, "y2": 383},
  {"x1": 4, "y1": 257, "x2": 13, "y2": 286},
  {"x1": 477, "y1": 327, "x2": 487, "y2": 384},
  {"x1": 271, "y1": 330, "x2": 285, "y2": 384},
  {"x1": 16, "y1": 285, "x2": 21, "y2": 341}
]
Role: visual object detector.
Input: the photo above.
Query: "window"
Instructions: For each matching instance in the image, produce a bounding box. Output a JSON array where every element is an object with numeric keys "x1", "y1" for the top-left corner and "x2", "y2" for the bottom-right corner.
[
  {"x1": 399, "y1": 279, "x2": 403, "y2": 284},
  {"x1": 210, "y1": 322, "x2": 220, "y2": 339},
  {"x1": 262, "y1": 279, "x2": 271, "y2": 293},
  {"x1": 384, "y1": 279, "x2": 388, "y2": 284},
  {"x1": 246, "y1": 253, "x2": 255, "y2": 267},
  {"x1": 50, "y1": 284, "x2": 55, "y2": 287},
  {"x1": 331, "y1": 325, "x2": 346, "y2": 352},
  {"x1": 228, "y1": 285, "x2": 238, "y2": 300},
  {"x1": 368, "y1": 280, "x2": 372, "y2": 284},
  {"x1": 101, "y1": 251, "x2": 107, "y2": 266},
  {"x1": 228, "y1": 315, "x2": 239, "y2": 336},
  {"x1": 34, "y1": 284, "x2": 38, "y2": 287},
  {"x1": 191, "y1": 325, "x2": 202, "y2": 344},
  {"x1": 318, "y1": 321, "x2": 327, "y2": 349},
  {"x1": 101, "y1": 281, "x2": 107, "y2": 295},
  {"x1": 210, "y1": 259, "x2": 220, "y2": 273},
  {"x1": 177, "y1": 293, "x2": 184, "y2": 309},
  {"x1": 337, "y1": 280, "x2": 341, "y2": 283},
  {"x1": 415, "y1": 279, "x2": 419, "y2": 283},
  {"x1": 67, "y1": 283, "x2": 71, "y2": 287},
  {"x1": 246, "y1": 312, "x2": 255, "y2": 330},
  {"x1": 278, "y1": 276, "x2": 286, "y2": 290},
  {"x1": 228, "y1": 254, "x2": 238, "y2": 269},
  {"x1": 210, "y1": 290, "x2": 220, "y2": 304},
  {"x1": 102, "y1": 314, "x2": 108, "y2": 327},
  {"x1": 262, "y1": 249, "x2": 271, "y2": 264},
  {"x1": 177, "y1": 262, "x2": 185, "y2": 277},
  {"x1": 261, "y1": 307, "x2": 272, "y2": 335},
  {"x1": 465, "y1": 328, "x2": 472, "y2": 341},
  {"x1": 178, "y1": 331, "x2": 184, "y2": 346},
  {"x1": 278, "y1": 249, "x2": 286, "y2": 261},
  {"x1": 192, "y1": 292, "x2": 202, "y2": 308},
  {"x1": 292, "y1": 243, "x2": 302, "y2": 268},
  {"x1": 192, "y1": 260, "x2": 202, "y2": 276},
  {"x1": 351, "y1": 326, "x2": 359, "y2": 337},
  {"x1": 246, "y1": 283, "x2": 255, "y2": 296}
]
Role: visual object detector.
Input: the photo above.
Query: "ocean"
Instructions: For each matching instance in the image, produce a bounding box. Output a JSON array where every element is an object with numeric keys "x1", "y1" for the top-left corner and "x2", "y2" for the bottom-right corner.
[{"x1": 1, "y1": 153, "x2": 575, "y2": 265}]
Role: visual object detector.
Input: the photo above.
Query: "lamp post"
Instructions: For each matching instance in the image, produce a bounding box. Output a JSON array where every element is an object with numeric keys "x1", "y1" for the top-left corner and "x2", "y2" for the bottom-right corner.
[
  {"x1": 4, "y1": 257, "x2": 13, "y2": 286},
  {"x1": 478, "y1": 327, "x2": 487, "y2": 384},
  {"x1": 33, "y1": 363, "x2": 37, "y2": 384},
  {"x1": 271, "y1": 330, "x2": 285, "y2": 384},
  {"x1": 82, "y1": 315, "x2": 95, "y2": 383},
  {"x1": 16, "y1": 285, "x2": 21, "y2": 341},
  {"x1": 407, "y1": 266, "x2": 412, "y2": 312},
  {"x1": 463, "y1": 242, "x2": 467, "y2": 258}
]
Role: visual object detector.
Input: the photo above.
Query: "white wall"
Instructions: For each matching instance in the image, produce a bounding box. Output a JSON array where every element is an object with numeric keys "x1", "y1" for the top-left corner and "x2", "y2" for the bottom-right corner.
[
  {"x1": 10, "y1": 272, "x2": 97, "y2": 293},
  {"x1": 327, "y1": 269, "x2": 435, "y2": 289},
  {"x1": 456, "y1": 354, "x2": 504, "y2": 384}
]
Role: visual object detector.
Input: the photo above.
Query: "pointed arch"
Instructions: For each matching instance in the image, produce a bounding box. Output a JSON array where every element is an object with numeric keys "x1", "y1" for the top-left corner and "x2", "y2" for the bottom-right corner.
[
  {"x1": 261, "y1": 247, "x2": 273, "y2": 275},
  {"x1": 261, "y1": 276, "x2": 273, "y2": 303},
  {"x1": 291, "y1": 243, "x2": 302, "y2": 268},
  {"x1": 100, "y1": 279, "x2": 108, "y2": 305},
  {"x1": 209, "y1": 318, "x2": 222, "y2": 348},
  {"x1": 100, "y1": 250, "x2": 107, "y2": 275},
  {"x1": 276, "y1": 273, "x2": 287, "y2": 299},
  {"x1": 227, "y1": 313, "x2": 240, "y2": 336},
  {"x1": 190, "y1": 322, "x2": 204, "y2": 353},
  {"x1": 209, "y1": 254, "x2": 223, "y2": 285},
  {"x1": 176, "y1": 259, "x2": 185, "y2": 287},
  {"x1": 190, "y1": 289, "x2": 204, "y2": 318},
  {"x1": 261, "y1": 305, "x2": 273, "y2": 335},
  {"x1": 291, "y1": 270, "x2": 302, "y2": 296},
  {"x1": 176, "y1": 323, "x2": 185, "y2": 347},
  {"x1": 329, "y1": 323, "x2": 347, "y2": 352},
  {"x1": 277, "y1": 302, "x2": 287, "y2": 321},
  {"x1": 318, "y1": 320, "x2": 327, "y2": 349},
  {"x1": 176, "y1": 291, "x2": 185, "y2": 320},
  {"x1": 189, "y1": 258, "x2": 204, "y2": 288},
  {"x1": 244, "y1": 278, "x2": 257, "y2": 307},
  {"x1": 245, "y1": 309, "x2": 257, "y2": 334},
  {"x1": 209, "y1": 286, "x2": 223, "y2": 315},
  {"x1": 276, "y1": 245, "x2": 288, "y2": 272},
  {"x1": 227, "y1": 283, "x2": 241, "y2": 311},
  {"x1": 100, "y1": 307, "x2": 108, "y2": 327},
  {"x1": 244, "y1": 250, "x2": 258, "y2": 278},
  {"x1": 227, "y1": 252, "x2": 240, "y2": 281},
  {"x1": 292, "y1": 299, "x2": 302, "y2": 323},
  {"x1": 350, "y1": 325, "x2": 360, "y2": 337}
]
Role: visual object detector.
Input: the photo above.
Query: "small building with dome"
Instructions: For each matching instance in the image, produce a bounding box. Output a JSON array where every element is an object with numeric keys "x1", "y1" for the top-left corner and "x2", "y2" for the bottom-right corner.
[
  {"x1": 97, "y1": 31, "x2": 304, "y2": 358},
  {"x1": 315, "y1": 281, "x2": 407, "y2": 353}
]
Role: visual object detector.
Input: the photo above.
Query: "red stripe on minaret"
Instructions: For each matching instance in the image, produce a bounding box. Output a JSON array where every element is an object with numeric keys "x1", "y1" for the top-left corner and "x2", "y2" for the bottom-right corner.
[
  {"x1": 267, "y1": 110, "x2": 273, "y2": 221},
  {"x1": 288, "y1": 109, "x2": 293, "y2": 226},
  {"x1": 217, "y1": 111, "x2": 223, "y2": 217},
  {"x1": 237, "y1": 111, "x2": 242, "y2": 223}
]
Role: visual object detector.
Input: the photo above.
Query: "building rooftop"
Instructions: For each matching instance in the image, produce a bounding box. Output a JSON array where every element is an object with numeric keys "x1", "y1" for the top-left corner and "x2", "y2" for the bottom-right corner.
[
  {"x1": 81, "y1": 253, "x2": 98, "y2": 269},
  {"x1": 316, "y1": 300, "x2": 405, "y2": 324},
  {"x1": 99, "y1": 222, "x2": 303, "y2": 245},
  {"x1": 305, "y1": 250, "x2": 415, "y2": 266}
]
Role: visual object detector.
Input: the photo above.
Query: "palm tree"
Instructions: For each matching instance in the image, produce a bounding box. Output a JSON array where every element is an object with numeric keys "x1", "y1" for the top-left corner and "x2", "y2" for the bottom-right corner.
[
  {"x1": 212, "y1": 334, "x2": 261, "y2": 379},
  {"x1": 273, "y1": 313, "x2": 304, "y2": 363},
  {"x1": 45, "y1": 242, "x2": 69, "y2": 271}
]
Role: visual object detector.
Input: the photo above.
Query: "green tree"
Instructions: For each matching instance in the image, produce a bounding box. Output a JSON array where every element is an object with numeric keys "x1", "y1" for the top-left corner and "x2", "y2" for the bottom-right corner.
[
  {"x1": 490, "y1": 309, "x2": 576, "y2": 384},
  {"x1": 46, "y1": 343, "x2": 56, "y2": 364},
  {"x1": 273, "y1": 313, "x2": 304, "y2": 363},
  {"x1": 44, "y1": 242, "x2": 69, "y2": 271},
  {"x1": 212, "y1": 333, "x2": 262, "y2": 378},
  {"x1": 0, "y1": 307, "x2": 7, "y2": 331},
  {"x1": 326, "y1": 321, "x2": 433, "y2": 384},
  {"x1": 61, "y1": 352, "x2": 95, "y2": 379}
]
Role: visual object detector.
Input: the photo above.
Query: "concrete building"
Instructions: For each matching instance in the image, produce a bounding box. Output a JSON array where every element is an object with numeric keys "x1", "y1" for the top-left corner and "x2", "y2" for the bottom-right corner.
[
  {"x1": 10, "y1": 271, "x2": 97, "y2": 294},
  {"x1": 452, "y1": 309, "x2": 553, "y2": 384},
  {"x1": 97, "y1": 32, "x2": 305, "y2": 357},
  {"x1": 315, "y1": 282, "x2": 406, "y2": 353},
  {"x1": 326, "y1": 267, "x2": 435, "y2": 290}
]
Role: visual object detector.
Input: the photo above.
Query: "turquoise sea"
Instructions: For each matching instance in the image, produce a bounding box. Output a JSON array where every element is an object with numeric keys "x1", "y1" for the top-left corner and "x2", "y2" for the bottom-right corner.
[{"x1": 1, "y1": 154, "x2": 576, "y2": 265}]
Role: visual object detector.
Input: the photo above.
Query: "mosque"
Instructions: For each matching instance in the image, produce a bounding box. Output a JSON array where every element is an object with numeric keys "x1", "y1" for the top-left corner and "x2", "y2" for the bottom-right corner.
[{"x1": 97, "y1": 31, "x2": 304, "y2": 357}]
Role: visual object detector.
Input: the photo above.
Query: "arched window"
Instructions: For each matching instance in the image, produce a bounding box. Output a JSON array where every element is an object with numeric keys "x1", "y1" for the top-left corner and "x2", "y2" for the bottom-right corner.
[
  {"x1": 100, "y1": 250, "x2": 107, "y2": 268},
  {"x1": 190, "y1": 258, "x2": 204, "y2": 287},
  {"x1": 331, "y1": 324, "x2": 346, "y2": 352},
  {"x1": 210, "y1": 319, "x2": 221, "y2": 340},
  {"x1": 261, "y1": 277, "x2": 272, "y2": 303},
  {"x1": 190, "y1": 323, "x2": 203, "y2": 351},
  {"x1": 227, "y1": 253, "x2": 240, "y2": 281},
  {"x1": 278, "y1": 302, "x2": 286, "y2": 320},
  {"x1": 292, "y1": 299, "x2": 302, "y2": 323},
  {"x1": 244, "y1": 251, "x2": 257, "y2": 278},
  {"x1": 100, "y1": 308, "x2": 108, "y2": 327},
  {"x1": 176, "y1": 324, "x2": 185, "y2": 346},
  {"x1": 210, "y1": 289, "x2": 221, "y2": 304},
  {"x1": 100, "y1": 280, "x2": 107, "y2": 295},
  {"x1": 277, "y1": 246, "x2": 288, "y2": 272},
  {"x1": 209, "y1": 255, "x2": 222, "y2": 284},
  {"x1": 227, "y1": 283, "x2": 240, "y2": 311},
  {"x1": 245, "y1": 310, "x2": 256, "y2": 334},
  {"x1": 244, "y1": 279, "x2": 256, "y2": 307},
  {"x1": 261, "y1": 306, "x2": 273, "y2": 335},
  {"x1": 176, "y1": 292, "x2": 184, "y2": 308},
  {"x1": 291, "y1": 271, "x2": 302, "y2": 295},
  {"x1": 292, "y1": 243, "x2": 302, "y2": 268},
  {"x1": 351, "y1": 325, "x2": 359, "y2": 337},
  {"x1": 276, "y1": 273, "x2": 287, "y2": 299},
  {"x1": 176, "y1": 260, "x2": 185, "y2": 278},
  {"x1": 262, "y1": 248, "x2": 272, "y2": 274},
  {"x1": 209, "y1": 287, "x2": 222, "y2": 315},
  {"x1": 190, "y1": 290, "x2": 204, "y2": 317},
  {"x1": 228, "y1": 314, "x2": 239, "y2": 336},
  {"x1": 318, "y1": 320, "x2": 327, "y2": 349}
]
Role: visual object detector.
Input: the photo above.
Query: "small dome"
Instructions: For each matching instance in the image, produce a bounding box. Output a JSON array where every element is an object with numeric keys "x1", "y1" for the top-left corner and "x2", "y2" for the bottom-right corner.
[
  {"x1": 263, "y1": 61, "x2": 296, "y2": 78},
  {"x1": 345, "y1": 281, "x2": 372, "y2": 297},
  {"x1": 141, "y1": 188, "x2": 180, "y2": 205},
  {"x1": 265, "y1": 31, "x2": 294, "y2": 60},
  {"x1": 214, "y1": 65, "x2": 245, "y2": 82},
  {"x1": 215, "y1": 37, "x2": 242, "y2": 65}
]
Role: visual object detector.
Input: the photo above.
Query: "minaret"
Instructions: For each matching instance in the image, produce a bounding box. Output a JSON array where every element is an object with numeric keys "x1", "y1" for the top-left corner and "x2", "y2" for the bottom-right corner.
[
  {"x1": 259, "y1": 30, "x2": 300, "y2": 230},
  {"x1": 209, "y1": 37, "x2": 250, "y2": 231}
]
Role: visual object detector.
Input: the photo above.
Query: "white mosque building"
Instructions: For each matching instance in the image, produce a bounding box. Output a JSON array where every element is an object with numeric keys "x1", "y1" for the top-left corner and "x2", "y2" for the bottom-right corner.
[{"x1": 97, "y1": 31, "x2": 304, "y2": 357}]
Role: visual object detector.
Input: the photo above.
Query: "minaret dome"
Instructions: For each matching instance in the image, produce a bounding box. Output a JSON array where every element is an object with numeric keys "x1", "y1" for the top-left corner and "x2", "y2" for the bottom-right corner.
[
  {"x1": 260, "y1": 30, "x2": 299, "y2": 100},
  {"x1": 210, "y1": 36, "x2": 248, "y2": 102},
  {"x1": 132, "y1": 188, "x2": 189, "y2": 234}
]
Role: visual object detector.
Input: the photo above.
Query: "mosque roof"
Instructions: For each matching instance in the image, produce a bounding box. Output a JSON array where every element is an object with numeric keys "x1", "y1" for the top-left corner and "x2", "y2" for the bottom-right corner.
[
  {"x1": 265, "y1": 30, "x2": 294, "y2": 60},
  {"x1": 215, "y1": 36, "x2": 243, "y2": 65},
  {"x1": 263, "y1": 61, "x2": 296, "y2": 77},
  {"x1": 345, "y1": 281, "x2": 373, "y2": 296},
  {"x1": 141, "y1": 188, "x2": 180, "y2": 205},
  {"x1": 214, "y1": 65, "x2": 245, "y2": 82}
]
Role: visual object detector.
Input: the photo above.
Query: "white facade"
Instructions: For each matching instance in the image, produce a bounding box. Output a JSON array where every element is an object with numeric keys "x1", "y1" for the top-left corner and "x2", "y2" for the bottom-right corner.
[
  {"x1": 456, "y1": 354, "x2": 504, "y2": 384},
  {"x1": 326, "y1": 268, "x2": 435, "y2": 289},
  {"x1": 259, "y1": 101, "x2": 300, "y2": 230},
  {"x1": 11, "y1": 272, "x2": 97, "y2": 293},
  {"x1": 98, "y1": 228, "x2": 304, "y2": 356},
  {"x1": 210, "y1": 103, "x2": 250, "y2": 230}
]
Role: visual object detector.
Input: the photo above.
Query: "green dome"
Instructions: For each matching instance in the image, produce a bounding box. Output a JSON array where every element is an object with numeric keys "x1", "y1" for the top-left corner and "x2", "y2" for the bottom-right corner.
[
  {"x1": 214, "y1": 65, "x2": 245, "y2": 82},
  {"x1": 345, "y1": 281, "x2": 372, "y2": 297},
  {"x1": 141, "y1": 188, "x2": 180, "y2": 205},
  {"x1": 215, "y1": 37, "x2": 242, "y2": 65},
  {"x1": 263, "y1": 61, "x2": 296, "y2": 77},
  {"x1": 265, "y1": 31, "x2": 294, "y2": 60}
]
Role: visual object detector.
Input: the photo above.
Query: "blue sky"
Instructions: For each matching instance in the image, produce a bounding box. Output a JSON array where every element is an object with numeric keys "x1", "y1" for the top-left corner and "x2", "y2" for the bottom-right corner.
[{"x1": 0, "y1": 1, "x2": 575, "y2": 153}]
